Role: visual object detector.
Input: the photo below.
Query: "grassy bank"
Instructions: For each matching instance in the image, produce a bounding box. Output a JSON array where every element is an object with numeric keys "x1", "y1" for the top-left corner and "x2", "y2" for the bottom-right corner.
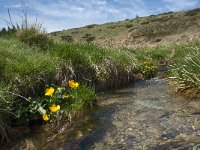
[
  {"x1": 1, "y1": 25, "x2": 200, "y2": 142},
  {"x1": 131, "y1": 42, "x2": 200, "y2": 98},
  {"x1": 0, "y1": 28, "x2": 138, "y2": 141}
]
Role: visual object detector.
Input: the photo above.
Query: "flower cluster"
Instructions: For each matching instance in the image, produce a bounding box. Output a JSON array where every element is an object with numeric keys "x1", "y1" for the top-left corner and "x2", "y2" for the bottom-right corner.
[
  {"x1": 140, "y1": 61, "x2": 157, "y2": 79},
  {"x1": 40, "y1": 80, "x2": 79, "y2": 122}
]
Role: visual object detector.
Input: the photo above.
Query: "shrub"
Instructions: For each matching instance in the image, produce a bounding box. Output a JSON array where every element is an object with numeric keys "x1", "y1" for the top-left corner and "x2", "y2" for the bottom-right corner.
[
  {"x1": 82, "y1": 33, "x2": 95, "y2": 42},
  {"x1": 185, "y1": 8, "x2": 200, "y2": 16},
  {"x1": 85, "y1": 24, "x2": 97, "y2": 28},
  {"x1": 61, "y1": 35, "x2": 74, "y2": 42},
  {"x1": 125, "y1": 24, "x2": 133, "y2": 28},
  {"x1": 0, "y1": 28, "x2": 7, "y2": 36}
]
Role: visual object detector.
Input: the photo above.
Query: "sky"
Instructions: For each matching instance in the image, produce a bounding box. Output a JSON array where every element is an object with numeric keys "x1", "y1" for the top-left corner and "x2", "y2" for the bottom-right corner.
[{"x1": 0, "y1": 0, "x2": 200, "y2": 32}]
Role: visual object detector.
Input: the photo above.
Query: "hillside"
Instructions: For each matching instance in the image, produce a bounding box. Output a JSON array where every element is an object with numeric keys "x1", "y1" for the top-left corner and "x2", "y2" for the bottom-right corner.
[{"x1": 51, "y1": 8, "x2": 200, "y2": 48}]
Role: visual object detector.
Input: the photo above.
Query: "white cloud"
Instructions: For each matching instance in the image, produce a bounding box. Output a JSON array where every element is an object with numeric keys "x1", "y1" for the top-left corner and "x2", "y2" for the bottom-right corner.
[
  {"x1": 29, "y1": 0, "x2": 150, "y2": 19},
  {"x1": 3, "y1": 4, "x2": 21, "y2": 8},
  {"x1": 17, "y1": 0, "x2": 151, "y2": 32},
  {"x1": 90, "y1": 0, "x2": 107, "y2": 6},
  {"x1": 162, "y1": 0, "x2": 198, "y2": 11}
]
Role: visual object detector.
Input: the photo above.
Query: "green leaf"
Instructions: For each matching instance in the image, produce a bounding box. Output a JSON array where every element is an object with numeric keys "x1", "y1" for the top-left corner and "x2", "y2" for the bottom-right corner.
[{"x1": 38, "y1": 106, "x2": 46, "y2": 115}]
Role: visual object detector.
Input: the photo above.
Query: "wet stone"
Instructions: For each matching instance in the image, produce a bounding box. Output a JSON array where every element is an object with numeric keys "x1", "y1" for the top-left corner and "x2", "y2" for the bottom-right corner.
[
  {"x1": 191, "y1": 111, "x2": 200, "y2": 115},
  {"x1": 160, "y1": 129, "x2": 179, "y2": 140},
  {"x1": 152, "y1": 143, "x2": 192, "y2": 150},
  {"x1": 75, "y1": 130, "x2": 83, "y2": 139},
  {"x1": 160, "y1": 111, "x2": 174, "y2": 118},
  {"x1": 193, "y1": 143, "x2": 200, "y2": 150},
  {"x1": 125, "y1": 135, "x2": 137, "y2": 144}
]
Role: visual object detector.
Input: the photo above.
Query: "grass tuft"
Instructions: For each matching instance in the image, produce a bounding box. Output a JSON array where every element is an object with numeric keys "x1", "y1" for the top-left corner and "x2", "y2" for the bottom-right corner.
[
  {"x1": 16, "y1": 26, "x2": 53, "y2": 50},
  {"x1": 169, "y1": 45, "x2": 200, "y2": 97}
]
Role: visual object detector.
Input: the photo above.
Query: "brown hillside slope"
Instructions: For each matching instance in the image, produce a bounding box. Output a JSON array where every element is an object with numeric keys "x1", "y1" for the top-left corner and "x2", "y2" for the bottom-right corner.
[{"x1": 51, "y1": 8, "x2": 200, "y2": 48}]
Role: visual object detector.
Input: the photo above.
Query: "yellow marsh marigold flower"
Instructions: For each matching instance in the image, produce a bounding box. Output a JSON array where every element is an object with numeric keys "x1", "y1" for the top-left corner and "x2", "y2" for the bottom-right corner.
[
  {"x1": 49, "y1": 104, "x2": 60, "y2": 112},
  {"x1": 43, "y1": 114, "x2": 49, "y2": 121},
  {"x1": 68, "y1": 80, "x2": 79, "y2": 89},
  {"x1": 45, "y1": 87, "x2": 55, "y2": 96}
]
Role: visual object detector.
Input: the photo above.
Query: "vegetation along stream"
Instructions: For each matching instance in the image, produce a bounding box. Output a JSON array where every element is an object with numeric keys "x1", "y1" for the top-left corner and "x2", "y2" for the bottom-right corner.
[{"x1": 6, "y1": 78, "x2": 199, "y2": 150}]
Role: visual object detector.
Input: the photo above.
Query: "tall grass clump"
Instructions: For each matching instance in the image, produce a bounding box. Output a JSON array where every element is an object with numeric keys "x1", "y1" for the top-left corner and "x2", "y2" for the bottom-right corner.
[
  {"x1": 49, "y1": 42, "x2": 137, "y2": 89},
  {"x1": 0, "y1": 38, "x2": 61, "y2": 96},
  {"x1": 169, "y1": 46, "x2": 200, "y2": 97},
  {"x1": 0, "y1": 84, "x2": 16, "y2": 142},
  {"x1": 16, "y1": 26, "x2": 53, "y2": 50},
  {"x1": 2, "y1": 0, "x2": 53, "y2": 51}
]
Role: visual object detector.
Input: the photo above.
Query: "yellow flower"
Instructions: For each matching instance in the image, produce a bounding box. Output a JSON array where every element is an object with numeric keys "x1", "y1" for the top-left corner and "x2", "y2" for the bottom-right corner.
[
  {"x1": 43, "y1": 114, "x2": 49, "y2": 121},
  {"x1": 49, "y1": 104, "x2": 60, "y2": 112},
  {"x1": 45, "y1": 87, "x2": 55, "y2": 96},
  {"x1": 68, "y1": 80, "x2": 79, "y2": 89}
]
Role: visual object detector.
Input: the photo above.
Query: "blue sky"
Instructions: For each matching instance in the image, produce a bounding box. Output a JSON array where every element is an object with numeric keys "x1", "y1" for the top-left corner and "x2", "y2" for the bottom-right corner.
[{"x1": 0, "y1": 0, "x2": 200, "y2": 32}]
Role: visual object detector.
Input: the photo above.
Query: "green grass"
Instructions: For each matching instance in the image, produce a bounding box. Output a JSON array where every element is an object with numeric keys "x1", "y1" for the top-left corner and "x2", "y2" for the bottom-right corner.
[
  {"x1": 169, "y1": 45, "x2": 200, "y2": 97},
  {"x1": 70, "y1": 85, "x2": 98, "y2": 111},
  {"x1": 0, "y1": 83, "x2": 16, "y2": 142},
  {"x1": 0, "y1": 37, "x2": 61, "y2": 96},
  {"x1": 49, "y1": 42, "x2": 137, "y2": 83}
]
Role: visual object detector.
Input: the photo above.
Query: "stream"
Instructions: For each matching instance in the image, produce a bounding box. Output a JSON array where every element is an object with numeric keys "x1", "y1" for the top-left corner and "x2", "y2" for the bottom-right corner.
[{"x1": 3, "y1": 78, "x2": 200, "y2": 150}]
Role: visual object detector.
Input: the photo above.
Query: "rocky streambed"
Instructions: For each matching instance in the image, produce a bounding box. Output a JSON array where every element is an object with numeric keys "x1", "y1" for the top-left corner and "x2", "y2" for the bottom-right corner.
[{"x1": 69, "y1": 78, "x2": 200, "y2": 150}]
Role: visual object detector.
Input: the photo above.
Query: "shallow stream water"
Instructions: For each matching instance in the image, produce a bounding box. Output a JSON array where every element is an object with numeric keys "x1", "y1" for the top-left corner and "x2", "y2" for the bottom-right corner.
[{"x1": 3, "y1": 78, "x2": 200, "y2": 150}]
